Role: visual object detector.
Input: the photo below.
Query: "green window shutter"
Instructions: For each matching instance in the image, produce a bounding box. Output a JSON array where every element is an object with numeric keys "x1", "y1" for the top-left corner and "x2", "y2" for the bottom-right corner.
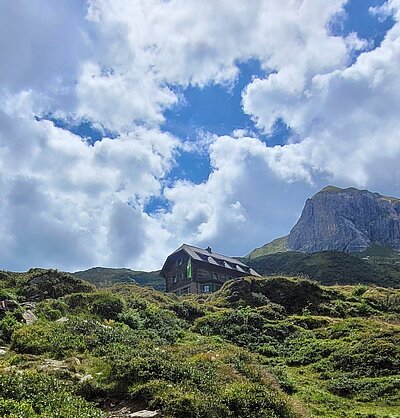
[{"x1": 186, "y1": 257, "x2": 192, "y2": 279}]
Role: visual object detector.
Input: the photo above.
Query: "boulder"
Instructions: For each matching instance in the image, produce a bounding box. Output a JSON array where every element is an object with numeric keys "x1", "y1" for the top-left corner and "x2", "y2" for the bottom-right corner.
[
  {"x1": 129, "y1": 411, "x2": 161, "y2": 418},
  {"x1": 22, "y1": 310, "x2": 38, "y2": 325}
]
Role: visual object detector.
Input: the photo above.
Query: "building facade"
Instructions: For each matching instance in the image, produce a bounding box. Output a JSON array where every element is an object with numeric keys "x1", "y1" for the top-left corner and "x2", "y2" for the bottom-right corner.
[{"x1": 160, "y1": 244, "x2": 260, "y2": 295}]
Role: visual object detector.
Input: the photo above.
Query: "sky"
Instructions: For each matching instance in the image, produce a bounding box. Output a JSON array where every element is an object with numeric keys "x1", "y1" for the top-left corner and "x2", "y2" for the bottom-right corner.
[{"x1": 1, "y1": 0, "x2": 400, "y2": 272}]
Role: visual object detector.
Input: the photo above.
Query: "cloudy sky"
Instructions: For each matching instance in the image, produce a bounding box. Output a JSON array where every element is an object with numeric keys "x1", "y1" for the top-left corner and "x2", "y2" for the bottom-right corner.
[{"x1": 1, "y1": 0, "x2": 400, "y2": 272}]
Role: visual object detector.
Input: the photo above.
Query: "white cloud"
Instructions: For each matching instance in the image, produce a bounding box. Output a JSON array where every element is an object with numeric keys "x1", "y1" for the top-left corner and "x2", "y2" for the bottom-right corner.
[
  {"x1": 161, "y1": 134, "x2": 316, "y2": 255},
  {"x1": 0, "y1": 102, "x2": 177, "y2": 270},
  {"x1": 242, "y1": 0, "x2": 400, "y2": 189},
  {"x1": 1, "y1": 0, "x2": 400, "y2": 271}
]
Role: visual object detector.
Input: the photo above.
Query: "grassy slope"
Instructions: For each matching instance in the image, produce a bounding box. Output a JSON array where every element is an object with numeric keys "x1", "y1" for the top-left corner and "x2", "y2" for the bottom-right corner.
[
  {"x1": 248, "y1": 236, "x2": 288, "y2": 259},
  {"x1": 73, "y1": 267, "x2": 164, "y2": 290},
  {"x1": 240, "y1": 250, "x2": 400, "y2": 288},
  {"x1": 1, "y1": 272, "x2": 400, "y2": 417}
]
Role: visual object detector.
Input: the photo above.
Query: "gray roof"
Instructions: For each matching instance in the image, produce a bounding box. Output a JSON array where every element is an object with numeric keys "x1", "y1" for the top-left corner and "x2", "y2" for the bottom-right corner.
[{"x1": 170, "y1": 244, "x2": 261, "y2": 277}]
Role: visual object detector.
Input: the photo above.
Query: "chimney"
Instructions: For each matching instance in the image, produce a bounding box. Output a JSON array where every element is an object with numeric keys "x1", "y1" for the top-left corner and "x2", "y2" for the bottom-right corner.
[{"x1": 206, "y1": 246, "x2": 212, "y2": 253}]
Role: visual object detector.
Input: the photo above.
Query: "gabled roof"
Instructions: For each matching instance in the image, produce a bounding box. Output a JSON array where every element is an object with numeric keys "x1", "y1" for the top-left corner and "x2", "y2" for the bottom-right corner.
[{"x1": 162, "y1": 244, "x2": 261, "y2": 277}]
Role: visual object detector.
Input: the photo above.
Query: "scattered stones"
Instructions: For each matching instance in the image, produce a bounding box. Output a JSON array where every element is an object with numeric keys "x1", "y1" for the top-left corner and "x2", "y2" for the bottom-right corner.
[
  {"x1": 22, "y1": 310, "x2": 38, "y2": 325},
  {"x1": 65, "y1": 356, "x2": 81, "y2": 368},
  {"x1": 79, "y1": 374, "x2": 93, "y2": 384},
  {"x1": 0, "y1": 299, "x2": 19, "y2": 311},
  {"x1": 129, "y1": 411, "x2": 161, "y2": 418},
  {"x1": 38, "y1": 359, "x2": 68, "y2": 372},
  {"x1": 20, "y1": 302, "x2": 36, "y2": 309},
  {"x1": 104, "y1": 401, "x2": 160, "y2": 418}
]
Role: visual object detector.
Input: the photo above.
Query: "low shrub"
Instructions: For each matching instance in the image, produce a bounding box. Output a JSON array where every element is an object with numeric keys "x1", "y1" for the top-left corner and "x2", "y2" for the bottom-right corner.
[
  {"x1": 193, "y1": 308, "x2": 298, "y2": 351},
  {"x1": 0, "y1": 371, "x2": 104, "y2": 417},
  {"x1": 0, "y1": 311, "x2": 23, "y2": 342},
  {"x1": 327, "y1": 375, "x2": 400, "y2": 401},
  {"x1": 91, "y1": 292, "x2": 126, "y2": 320}
]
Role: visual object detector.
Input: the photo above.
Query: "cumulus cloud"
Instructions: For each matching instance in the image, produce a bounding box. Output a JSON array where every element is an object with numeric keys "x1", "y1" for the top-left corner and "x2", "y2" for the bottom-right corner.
[
  {"x1": 242, "y1": 0, "x2": 400, "y2": 189},
  {"x1": 161, "y1": 134, "x2": 317, "y2": 255},
  {"x1": 0, "y1": 101, "x2": 177, "y2": 270},
  {"x1": 1, "y1": 0, "x2": 400, "y2": 270}
]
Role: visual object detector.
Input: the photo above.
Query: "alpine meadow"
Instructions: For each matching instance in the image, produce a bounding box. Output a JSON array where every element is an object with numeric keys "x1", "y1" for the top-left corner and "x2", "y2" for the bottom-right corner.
[{"x1": 1, "y1": 1, "x2": 400, "y2": 417}]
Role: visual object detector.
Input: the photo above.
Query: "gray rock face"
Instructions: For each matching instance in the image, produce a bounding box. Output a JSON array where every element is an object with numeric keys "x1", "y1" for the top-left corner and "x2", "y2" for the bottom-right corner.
[{"x1": 287, "y1": 186, "x2": 400, "y2": 253}]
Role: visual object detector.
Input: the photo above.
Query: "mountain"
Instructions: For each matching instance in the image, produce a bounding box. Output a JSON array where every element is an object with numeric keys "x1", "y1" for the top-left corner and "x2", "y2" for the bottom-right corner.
[
  {"x1": 73, "y1": 267, "x2": 164, "y2": 290},
  {"x1": 288, "y1": 186, "x2": 400, "y2": 253},
  {"x1": 243, "y1": 186, "x2": 400, "y2": 288}
]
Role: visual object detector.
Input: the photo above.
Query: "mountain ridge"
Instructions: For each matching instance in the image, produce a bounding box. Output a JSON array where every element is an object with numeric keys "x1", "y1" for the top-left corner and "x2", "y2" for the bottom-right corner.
[
  {"x1": 287, "y1": 185, "x2": 400, "y2": 253},
  {"x1": 249, "y1": 185, "x2": 400, "y2": 259}
]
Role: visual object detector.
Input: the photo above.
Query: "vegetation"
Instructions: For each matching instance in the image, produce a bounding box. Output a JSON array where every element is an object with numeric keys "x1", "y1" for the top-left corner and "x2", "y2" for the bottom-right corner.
[
  {"x1": 242, "y1": 251, "x2": 400, "y2": 288},
  {"x1": 247, "y1": 236, "x2": 288, "y2": 259},
  {"x1": 1, "y1": 270, "x2": 399, "y2": 417},
  {"x1": 73, "y1": 267, "x2": 164, "y2": 290}
]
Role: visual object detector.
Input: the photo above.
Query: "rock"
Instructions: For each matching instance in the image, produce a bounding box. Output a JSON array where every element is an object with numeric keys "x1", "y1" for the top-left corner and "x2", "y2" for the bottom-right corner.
[
  {"x1": 79, "y1": 374, "x2": 93, "y2": 384},
  {"x1": 56, "y1": 316, "x2": 69, "y2": 323},
  {"x1": 65, "y1": 357, "x2": 81, "y2": 370},
  {"x1": 0, "y1": 299, "x2": 19, "y2": 311},
  {"x1": 0, "y1": 348, "x2": 8, "y2": 356},
  {"x1": 22, "y1": 310, "x2": 38, "y2": 325},
  {"x1": 129, "y1": 411, "x2": 161, "y2": 418},
  {"x1": 65, "y1": 356, "x2": 81, "y2": 365},
  {"x1": 287, "y1": 186, "x2": 400, "y2": 253},
  {"x1": 38, "y1": 359, "x2": 68, "y2": 372}
]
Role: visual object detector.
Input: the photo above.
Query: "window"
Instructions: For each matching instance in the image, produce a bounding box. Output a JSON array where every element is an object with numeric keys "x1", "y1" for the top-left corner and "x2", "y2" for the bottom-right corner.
[
  {"x1": 213, "y1": 272, "x2": 219, "y2": 280},
  {"x1": 203, "y1": 284, "x2": 211, "y2": 293},
  {"x1": 173, "y1": 276, "x2": 177, "y2": 283}
]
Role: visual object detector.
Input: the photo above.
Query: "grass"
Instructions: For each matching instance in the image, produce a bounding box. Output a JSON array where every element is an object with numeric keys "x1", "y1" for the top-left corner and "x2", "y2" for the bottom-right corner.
[
  {"x1": 73, "y1": 267, "x2": 164, "y2": 290},
  {"x1": 0, "y1": 271, "x2": 399, "y2": 417},
  {"x1": 247, "y1": 236, "x2": 288, "y2": 259},
  {"x1": 242, "y1": 251, "x2": 400, "y2": 288}
]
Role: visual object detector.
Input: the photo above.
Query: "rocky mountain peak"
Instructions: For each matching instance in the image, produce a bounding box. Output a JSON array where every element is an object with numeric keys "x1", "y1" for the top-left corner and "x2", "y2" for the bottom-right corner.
[{"x1": 287, "y1": 186, "x2": 400, "y2": 253}]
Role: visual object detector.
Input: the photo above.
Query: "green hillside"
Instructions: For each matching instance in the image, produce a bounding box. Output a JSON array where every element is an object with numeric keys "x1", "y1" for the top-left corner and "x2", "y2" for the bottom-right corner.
[
  {"x1": 1, "y1": 270, "x2": 400, "y2": 417},
  {"x1": 248, "y1": 236, "x2": 288, "y2": 258},
  {"x1": 242, "y1": 251, "x2": 400, "y2": 288},
  {"x1": 73, "y1": 267, "x2": 164, "y2": 290}
]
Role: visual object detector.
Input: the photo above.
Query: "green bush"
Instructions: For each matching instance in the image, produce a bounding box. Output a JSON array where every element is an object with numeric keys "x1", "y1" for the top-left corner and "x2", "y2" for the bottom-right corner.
[
  {"x1": 193, "y1": 308, "x2": 297, "y2": 351},
  {"x1": 0, "y1": 371, "x2": 104, "y2": 417},
  {"x1": 10, "y1": 319, "x2": 139, "y2": 357},
  {"x1": 0, "y1": 397, "x2": 35, "y2": 418},
  {"x1": 35, "y1": 299, "x2": 68, "y2": 321},
  {"x1": 221, "y1": 382, "x2": 297, "y2": 418},
  {"x1": 328, "y1": 338, "x2": 400, "y2": 377},
  {"x1": 11, "y1": 322, "x2": 85, "y2": 356},
  {"x1": 285, "y1": 337, "x2": 343, "y2": 366},
  {"x1": 0, "y1": 289, "x2": 18, "y2": 301},
  {"x1": 327, "y1": 375, "x2": 400, "y2": 401},
  {"x1": 91, "y1": 292, "x2": 126, "y2": 320},
  {"x1": 130, "y1": 380, "x2": 230, "y2": 418},
  {"x1": 0, "y1": 311, "x2": 23, "y2": 341},
  {"x1": 170, "y1": 300, "x2": 205, "y2": 321}
]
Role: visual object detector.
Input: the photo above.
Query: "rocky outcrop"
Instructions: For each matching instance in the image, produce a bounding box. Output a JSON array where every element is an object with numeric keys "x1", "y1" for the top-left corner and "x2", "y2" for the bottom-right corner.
[{"x1": 287, "y1": 186, "x2": 400, "y2": 253}]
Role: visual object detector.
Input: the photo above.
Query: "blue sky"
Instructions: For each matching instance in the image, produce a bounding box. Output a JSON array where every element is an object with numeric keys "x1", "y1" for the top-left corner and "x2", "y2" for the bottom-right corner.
[{"x1": 1, "y1": 0, "x2": 400, "y2": 271}]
